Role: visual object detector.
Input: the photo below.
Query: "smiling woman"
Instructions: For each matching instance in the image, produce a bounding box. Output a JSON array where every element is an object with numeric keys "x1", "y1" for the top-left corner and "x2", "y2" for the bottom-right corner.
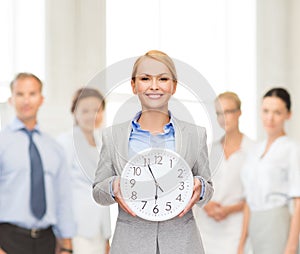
[
  {"x1": 93, "y1": 50, "x2": 214, "y2": 254},
  {"x1": 130, "y1": 51, "x2": 177, "y2": 132}
]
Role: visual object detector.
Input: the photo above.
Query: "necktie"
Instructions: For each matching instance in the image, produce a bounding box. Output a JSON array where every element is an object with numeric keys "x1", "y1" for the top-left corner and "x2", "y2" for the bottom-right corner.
[{"x1": 23, "y1": 129, "x2": 46, "y2": 219}]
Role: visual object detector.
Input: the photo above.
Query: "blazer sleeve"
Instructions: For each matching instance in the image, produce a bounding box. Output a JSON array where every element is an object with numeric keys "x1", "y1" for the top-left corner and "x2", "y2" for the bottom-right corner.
[
  {"x1": 193, "y1": 127, "x2": 214, "y2": 207},
  {"x1": 93, "y1": 127, "x2": 117, "y2": 206}
]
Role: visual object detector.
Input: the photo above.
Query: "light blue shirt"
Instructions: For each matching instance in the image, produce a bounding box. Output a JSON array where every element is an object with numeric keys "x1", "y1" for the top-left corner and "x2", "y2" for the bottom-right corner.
[
  {"x1": 0, "y1": 118, "x2": 75, "y2": 238},
  {"x1": 128, "y1": 111, "x2": 175, "y2": 158}
]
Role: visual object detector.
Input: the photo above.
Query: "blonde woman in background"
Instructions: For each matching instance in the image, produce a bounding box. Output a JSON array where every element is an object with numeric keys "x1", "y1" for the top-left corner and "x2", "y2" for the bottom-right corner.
[
  {"x1": 194, "y1": 92, "x2": 254, "y2": 254},
  {"x1": 239, "y1": 88, "x2": 300, "y2": 254},
  {"x1": 58, "y1": 88, "x2": 111, "y2": 254}
]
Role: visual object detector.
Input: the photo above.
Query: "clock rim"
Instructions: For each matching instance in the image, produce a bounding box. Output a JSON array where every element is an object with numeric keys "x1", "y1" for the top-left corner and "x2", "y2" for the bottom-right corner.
[{"x1": 120, "y1": 148, "x2": 194, "y2": 221}]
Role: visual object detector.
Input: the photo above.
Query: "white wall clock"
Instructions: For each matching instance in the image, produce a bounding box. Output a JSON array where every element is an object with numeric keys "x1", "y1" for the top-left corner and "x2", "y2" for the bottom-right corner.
[{"x1": 120, "y1": 148, "x2": 193, "y2": 221}]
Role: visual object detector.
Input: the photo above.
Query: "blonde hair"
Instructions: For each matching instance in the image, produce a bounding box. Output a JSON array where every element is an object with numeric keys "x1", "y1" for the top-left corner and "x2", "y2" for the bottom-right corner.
[
  {"x1": 217, "y1": 91, "x2": 241, "y2": 110},
  {"x1": 131, "y1": 50, "x2": 177, "y2": 81}
]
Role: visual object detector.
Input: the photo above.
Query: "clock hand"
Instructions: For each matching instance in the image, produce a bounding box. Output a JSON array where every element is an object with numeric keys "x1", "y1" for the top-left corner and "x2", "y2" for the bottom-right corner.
[
  {"x1": 147, "y1": 165, "x2": 164, "y2": 192},
  {"x1": 147, "y1": 165, "x2": 159, "y2": 203},
  {"x1": 155, "y1": 185, "x2": 158, "y2": 204},
  {"x1": 158, "y1": 184, "x2": 164, "y2": 193}
]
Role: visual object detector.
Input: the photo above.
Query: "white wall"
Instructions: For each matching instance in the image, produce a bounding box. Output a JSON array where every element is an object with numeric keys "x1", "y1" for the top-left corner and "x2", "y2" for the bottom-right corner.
[
  {"x1": 42, "y1": 0, "x2": 106, "y2": 136},
  {"x1": 2, "y1": 0, "x2": 299, "y2": 140},
  {"x1": 106, "y1": 0, "x2": 257, "y2": 140},
  {"x1": 256, "y1": 0, "x2": 300, "y2": 141},
  {"x1": 0, "y1": 0, "x2": 45, "y2": 128},
  {"x1": 288, "y1": 0, "x2": 300, "y2": 141}
]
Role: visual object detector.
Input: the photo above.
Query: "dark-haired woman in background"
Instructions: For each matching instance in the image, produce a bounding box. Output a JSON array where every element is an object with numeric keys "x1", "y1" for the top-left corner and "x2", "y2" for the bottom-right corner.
[
  {"x1": 238, "y1": 88, "x2": 300, "y2": 254},
  {"x1": 58, "y1": 88, "x2": 111, "y2": 254}
]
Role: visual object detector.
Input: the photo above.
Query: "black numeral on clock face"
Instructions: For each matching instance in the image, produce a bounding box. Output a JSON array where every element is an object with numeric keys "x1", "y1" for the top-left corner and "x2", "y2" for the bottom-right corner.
[
  {"x1": 141, "y1": 201, "x2": 147, "y2": 209},
  {"x1": 177, "y1": 169, "x2": 184, "y2": 178},
  {"x1": 132, "y1": 166, "x2": 141, "y2": 176},
  {"x1": 143, "y1": 158, "x2": 150, "y2": 167},
  {"x1": 155, "y1": 155, "x2": 163, "y2": 165},
  {"x1": 179, "y1": 181, "x2": 184, "y2": 190},
  {"x1": 130, "y1": 179, "x2": 136, "y2": 188},
  {"x1": 131, "y1": 191, "x2": 137, "y2": 200},
  {"x1": 176, "y1": 194, "x2": 182, "y2": 202},
  {"x1": 153, "y1": 205, "x2": 159, "y2": 214},
  {"x1": 165, "y1": 202, "x2": 172, "y2": 211}
]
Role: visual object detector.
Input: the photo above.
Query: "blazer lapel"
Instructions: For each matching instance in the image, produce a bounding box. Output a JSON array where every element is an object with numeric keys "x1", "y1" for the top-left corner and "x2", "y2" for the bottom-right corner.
[
  {"x1": 115, "y1": 121, "x2": 132, "y2": 172},
  {"x1": 174, "y1": 118, "x2": 189, "y2": 160}
]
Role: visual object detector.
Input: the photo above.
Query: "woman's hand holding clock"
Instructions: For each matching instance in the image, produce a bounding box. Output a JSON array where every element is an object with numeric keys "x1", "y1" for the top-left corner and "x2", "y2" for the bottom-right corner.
[
  {"x1": 178, "y1": 177, "x2": 201, "y2": 217},
  {"x1": 113, "y1": 177, "x2": 136, "y2": 217}
]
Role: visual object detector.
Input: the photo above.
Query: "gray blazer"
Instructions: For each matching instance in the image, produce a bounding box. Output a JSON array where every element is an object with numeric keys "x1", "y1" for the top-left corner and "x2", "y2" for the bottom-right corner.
[{"x1": 93, "y1": 118, "x2": 214, "y2": 254}]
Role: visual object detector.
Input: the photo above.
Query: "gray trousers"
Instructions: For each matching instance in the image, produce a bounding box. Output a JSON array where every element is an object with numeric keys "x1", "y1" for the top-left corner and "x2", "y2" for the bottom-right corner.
[{"x1": 249, "y1": 206, "x2": 297, "y2": 254}]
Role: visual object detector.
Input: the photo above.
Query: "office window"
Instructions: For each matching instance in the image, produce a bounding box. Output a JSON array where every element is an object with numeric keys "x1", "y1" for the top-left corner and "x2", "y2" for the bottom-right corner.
[
  {"x1": 106, "y1": 0, "x2": 257, "y2": 139},
  {"x1": 0, "y1": 0, "x2": 45, "y2": 127},
  {"x1": 0, "y1": 0, "x2": 45, "y2": 103}
]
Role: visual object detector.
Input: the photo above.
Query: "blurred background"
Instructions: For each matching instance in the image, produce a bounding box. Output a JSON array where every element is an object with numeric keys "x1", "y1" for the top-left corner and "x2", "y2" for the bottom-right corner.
[{"x1": 0, "y1": 0, "x2": 299, "y2": 142}]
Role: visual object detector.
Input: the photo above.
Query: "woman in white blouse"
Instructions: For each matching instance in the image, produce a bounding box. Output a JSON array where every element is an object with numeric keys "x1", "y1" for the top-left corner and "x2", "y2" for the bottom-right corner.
[
  {"x1": 239, "y1": 88, "x2": 300, "y2": 254},
  {"x1": 194, "y1": 92, "x2": 254, "y2": 254},
  {"x1": 58, "y1": 88, "x2": 111, "y2": 254}
]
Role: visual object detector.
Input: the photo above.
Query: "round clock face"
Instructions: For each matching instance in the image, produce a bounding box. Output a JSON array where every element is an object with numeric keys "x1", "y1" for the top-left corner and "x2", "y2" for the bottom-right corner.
[{"x1": 120, "y1": 148, "x2": 193, "y2": 221}]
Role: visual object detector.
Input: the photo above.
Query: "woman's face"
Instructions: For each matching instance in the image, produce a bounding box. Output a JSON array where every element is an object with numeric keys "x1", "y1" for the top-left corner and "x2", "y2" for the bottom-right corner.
[
  {"x1": 261, "y1": 96, "x2": 291, "y2": 137},
  {"x1": 215, "y1": 97, "x2": 241, "y2": 133},
  {"x1": 131, "y1": 57, "x2": 176, "y2": 113},
  {"x1": 74, "y1": 96, "x2": 104, "y2": 132}
]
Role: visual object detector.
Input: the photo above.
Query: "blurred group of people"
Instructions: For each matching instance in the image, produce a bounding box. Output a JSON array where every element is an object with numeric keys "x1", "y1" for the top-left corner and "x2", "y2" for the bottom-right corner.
[
  {"x1": 0, "y1": 73, "x2": 111, "y2": 254},
  {"x1": 194, "y1": 89, "x2": 300, "y2": 254},
  {"x1": 1, "y1": 51, "x2": 300, "y2": 254}
]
